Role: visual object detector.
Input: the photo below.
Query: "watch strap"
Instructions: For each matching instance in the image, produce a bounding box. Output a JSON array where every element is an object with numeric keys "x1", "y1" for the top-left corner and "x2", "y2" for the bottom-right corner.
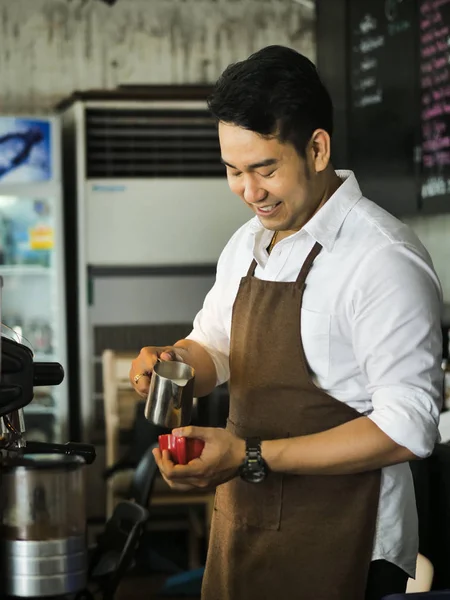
[{"x1": 245, "y1": 437, "x2": 262, "y2": 464}]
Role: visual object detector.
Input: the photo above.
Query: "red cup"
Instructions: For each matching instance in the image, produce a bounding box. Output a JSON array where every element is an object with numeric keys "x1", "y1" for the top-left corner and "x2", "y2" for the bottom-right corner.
[{"x1": 158, "y1": 434, "x2": 205, "y2": 465}]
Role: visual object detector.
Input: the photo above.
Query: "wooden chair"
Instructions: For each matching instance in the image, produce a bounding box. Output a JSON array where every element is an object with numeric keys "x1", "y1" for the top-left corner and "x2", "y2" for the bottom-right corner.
[{"x1": 102, "y1": 349, "x2": 215, "y2": 569}]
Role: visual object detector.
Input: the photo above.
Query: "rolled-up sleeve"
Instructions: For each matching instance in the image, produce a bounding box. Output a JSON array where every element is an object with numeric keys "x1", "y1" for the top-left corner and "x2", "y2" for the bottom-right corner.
[{"x1": 351, "y1": 242, "x2": 443, "y2": 458}]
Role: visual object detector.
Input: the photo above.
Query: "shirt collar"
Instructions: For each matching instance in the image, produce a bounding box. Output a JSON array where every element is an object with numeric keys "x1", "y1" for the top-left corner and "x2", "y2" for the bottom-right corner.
[
  {"x1": 248, "y1": 170, "x2": 363, "y2": 253},
  {"x1": 303, "y1": 170, "x2": 363, "y2": 252}
]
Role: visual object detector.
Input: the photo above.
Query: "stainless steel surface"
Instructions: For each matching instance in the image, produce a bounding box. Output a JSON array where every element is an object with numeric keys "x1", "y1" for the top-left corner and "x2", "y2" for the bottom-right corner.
[
  {"x1": 0, "y1": 454, "x2": 86, "y2": 541},
  {"x1": 1, "y1": 537, "x2": 87, "y2": 597},
  {"x1": 4, "y1": 536, "x2": 85, "y2": 556},
  {"x1": 144, "y1": 360, "x2": 195, "y2": 428},
  {"x1": 7, "y1": 549, "x2": 85, "y2": 576},
  {"x1": 4, "y1": 571, "x2": 86, "y2": 597}
]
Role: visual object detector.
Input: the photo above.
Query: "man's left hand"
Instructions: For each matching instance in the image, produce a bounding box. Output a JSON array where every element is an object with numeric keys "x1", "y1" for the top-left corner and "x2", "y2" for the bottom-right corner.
[{"x1": 152, "y1": 426, "x2": 246, "y2": 491}]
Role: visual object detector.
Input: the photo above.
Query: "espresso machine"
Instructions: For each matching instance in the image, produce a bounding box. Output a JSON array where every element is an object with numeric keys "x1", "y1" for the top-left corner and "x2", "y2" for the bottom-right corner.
[{"x1": 0, "y1": 286, "x2": 96, "y2": 599}]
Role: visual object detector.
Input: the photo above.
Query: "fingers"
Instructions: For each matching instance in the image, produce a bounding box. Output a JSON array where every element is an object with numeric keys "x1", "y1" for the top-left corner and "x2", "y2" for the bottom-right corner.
[
  {"x1": 161, "y1": 347, "x2": 188, "y2": 364},
  {"x1": 172, "y1": 425, "x2": 212, "y2": 440},
  {"x1": 133, "y1": 374, "x2": 150, "y2": 397},
  {"x1": 152, "y1": 446, "x2": 163, "y2": 466},
  {"x1": 154, "y1": 448, "x2": 206, "y2": 480},
  {"x1": 129, "y1": 346, "x2": 162, "y2": 395},
  {"x1": 152, "y1": 448, "x2": 201, "y2": 491},
  {"x1": 160, "y1": 350, "x2": 178, "y2": 361},
  {"x1": 129, "y1": 345, "x2": 186, "y2": 397}
]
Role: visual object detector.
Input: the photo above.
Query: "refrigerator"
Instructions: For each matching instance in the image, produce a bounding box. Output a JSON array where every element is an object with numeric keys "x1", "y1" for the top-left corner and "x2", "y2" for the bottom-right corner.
[{"x1": 0, "y1": 115, "x2": 68, "y2": 443}]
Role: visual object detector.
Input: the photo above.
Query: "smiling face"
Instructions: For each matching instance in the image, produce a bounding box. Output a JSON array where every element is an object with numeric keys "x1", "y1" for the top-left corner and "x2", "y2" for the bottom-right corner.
[{"x1": 219, "y1": 122, "x2": 335, "y2": 236}]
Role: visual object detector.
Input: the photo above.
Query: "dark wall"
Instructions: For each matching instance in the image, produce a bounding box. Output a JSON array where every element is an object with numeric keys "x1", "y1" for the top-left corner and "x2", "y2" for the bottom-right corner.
[
  {"x1": 317, "y1": 0, "x2": 450, "y2": 218},
  {"x1": 316, "y1": 0, "x2": 349, "y2": 168},
  {"x1": 317, "y1": 0, "x2": 419, "y2": 216}
]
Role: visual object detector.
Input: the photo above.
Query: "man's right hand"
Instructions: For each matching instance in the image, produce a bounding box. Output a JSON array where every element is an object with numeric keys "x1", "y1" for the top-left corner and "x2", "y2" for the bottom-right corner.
[{"x1": 129, "y1": 346, "x2": 185, "y2": 397}]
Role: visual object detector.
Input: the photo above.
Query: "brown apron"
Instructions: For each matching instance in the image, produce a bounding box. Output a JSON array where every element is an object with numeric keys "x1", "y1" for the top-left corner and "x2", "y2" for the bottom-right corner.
[{"x1": 202, "y1": 241, "x2": 381, "y2": 600}]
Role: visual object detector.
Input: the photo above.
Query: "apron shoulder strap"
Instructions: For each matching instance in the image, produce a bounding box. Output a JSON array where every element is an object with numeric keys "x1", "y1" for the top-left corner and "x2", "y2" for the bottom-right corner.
[
  {"x1": 247, "y1": 259, "x2": 258, "y2": 277},
  {"x1": 296, "y1": 241, "x2": 323, "y2": 284},
  {"x1": 246, "y1": 241, "x2": 323, "y2": 280}
]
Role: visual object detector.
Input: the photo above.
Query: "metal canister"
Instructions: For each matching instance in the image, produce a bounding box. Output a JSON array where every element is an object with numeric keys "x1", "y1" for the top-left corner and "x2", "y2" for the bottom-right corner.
[{"x1": 0, "y1": 453, "x2": 87, "y2": 597}]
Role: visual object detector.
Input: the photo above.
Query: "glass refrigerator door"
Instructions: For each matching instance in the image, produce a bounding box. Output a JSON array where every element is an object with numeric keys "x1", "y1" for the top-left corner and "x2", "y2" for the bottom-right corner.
[{"x1": 0, "y1": 195, "x2": 64, "y2": 442}]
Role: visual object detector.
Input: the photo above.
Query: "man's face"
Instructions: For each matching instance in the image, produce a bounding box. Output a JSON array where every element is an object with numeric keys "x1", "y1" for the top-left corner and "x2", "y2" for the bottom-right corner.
[{"x1": 219, "y1": 122, "x2": 321, "y2": 234}]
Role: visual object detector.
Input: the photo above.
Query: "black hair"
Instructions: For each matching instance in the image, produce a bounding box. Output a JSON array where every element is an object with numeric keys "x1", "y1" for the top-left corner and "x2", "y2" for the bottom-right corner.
[{"x1": 207, "y1": 45, "x2": 333, "y2": 157}]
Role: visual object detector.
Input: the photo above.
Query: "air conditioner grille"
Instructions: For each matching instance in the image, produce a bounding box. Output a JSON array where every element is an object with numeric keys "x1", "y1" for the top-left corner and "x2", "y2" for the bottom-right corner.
[{"x1": 85, "y1": 108, "x2": 225, "y2": 178}]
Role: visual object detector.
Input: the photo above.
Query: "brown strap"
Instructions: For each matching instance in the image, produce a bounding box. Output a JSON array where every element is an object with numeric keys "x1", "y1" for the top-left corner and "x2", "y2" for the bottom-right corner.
[
  {"x1": 247, "y1": 259, "x2": 258, "y2": 277},
  {"x1": 246, "y1": 240, "x2": 323, "y2": 280},
  {"x1": 296, "y1": 241, "x2": 323, "y2": 284}
]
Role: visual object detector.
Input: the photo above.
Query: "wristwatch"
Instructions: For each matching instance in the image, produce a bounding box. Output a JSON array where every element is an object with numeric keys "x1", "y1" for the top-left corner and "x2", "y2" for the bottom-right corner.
[{"x1": 239, "y1": 437, "x2": 268, "y2": 483}]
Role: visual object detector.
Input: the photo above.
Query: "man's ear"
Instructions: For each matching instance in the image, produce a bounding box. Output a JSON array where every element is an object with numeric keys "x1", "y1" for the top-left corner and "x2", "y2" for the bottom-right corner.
[{"x1": 310, "y1": 129, "x2": 331, "y2": 173}]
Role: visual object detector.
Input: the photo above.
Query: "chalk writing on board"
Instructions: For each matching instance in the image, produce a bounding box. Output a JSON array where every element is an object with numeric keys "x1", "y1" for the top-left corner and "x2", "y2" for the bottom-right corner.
[
  {"x1": 361, "y1": 57, "x2": 377, "y2": 71},
  {"x1": 421, "y1": 175, "x2": 450, "y2": 198},
  {"x1": 419, "y1": 0, "x2": 450, "y2": 199},
  {"x1": 351, "y1": 3, "x2": 412, "y2": 111},
  {"x1": 388, "y1": 20, "x2": 411, "y2": 35},
  {"x1": 386, "y1": 0, "x2": 412, "y2": 34},
  {"x1": 352, "y1": 13, "x2": 385, "y2": 108}
]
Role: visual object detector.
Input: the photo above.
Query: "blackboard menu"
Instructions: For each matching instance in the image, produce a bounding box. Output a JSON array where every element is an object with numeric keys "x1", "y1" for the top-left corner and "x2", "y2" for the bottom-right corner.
[
  {"x1": 348, "y1": 0, "x2": 419, "y2": 216},
  {"x1": 419, "y1": 0, "x2": 450, "y2": 212}
]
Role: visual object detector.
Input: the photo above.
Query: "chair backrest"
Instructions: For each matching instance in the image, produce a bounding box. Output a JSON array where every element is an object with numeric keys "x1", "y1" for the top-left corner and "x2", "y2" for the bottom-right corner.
[
  {"x1": 102, "y1": 349, "x2": 141, "y2": 469},
  {"x1": 130, "y1": 442, "x2": 160, "y2": 507},
  {"x1": 89, "y1": 500, "x2": 149, "y2": 599}
]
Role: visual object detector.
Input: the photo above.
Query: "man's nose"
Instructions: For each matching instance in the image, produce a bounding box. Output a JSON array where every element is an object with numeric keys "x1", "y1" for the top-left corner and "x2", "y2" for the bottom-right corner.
[{"x1": 243, "y1": 178, "x2": 267, "y2": 204}]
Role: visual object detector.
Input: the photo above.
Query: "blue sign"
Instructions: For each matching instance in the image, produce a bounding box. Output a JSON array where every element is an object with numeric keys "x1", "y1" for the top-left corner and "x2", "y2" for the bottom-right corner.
[{"x1": 0, "y1": 118, "x2": 52, "y2": 183}]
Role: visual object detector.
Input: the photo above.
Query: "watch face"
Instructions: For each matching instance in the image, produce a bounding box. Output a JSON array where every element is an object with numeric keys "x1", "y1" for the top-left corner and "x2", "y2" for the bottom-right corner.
[{"x1": 239, "y1": 463, "x2": 268, "y2": 484}]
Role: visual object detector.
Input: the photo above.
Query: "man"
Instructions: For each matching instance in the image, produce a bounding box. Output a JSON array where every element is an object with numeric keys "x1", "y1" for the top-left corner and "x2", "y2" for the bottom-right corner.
[{"x1": 130, "y1": 46, "x2": 442, "y2": 600}]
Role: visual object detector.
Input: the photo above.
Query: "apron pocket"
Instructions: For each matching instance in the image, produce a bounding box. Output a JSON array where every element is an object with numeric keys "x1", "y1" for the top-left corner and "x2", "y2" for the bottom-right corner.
[{"x1": 214, "y1": 419, "x2": 283, "y2": 531}]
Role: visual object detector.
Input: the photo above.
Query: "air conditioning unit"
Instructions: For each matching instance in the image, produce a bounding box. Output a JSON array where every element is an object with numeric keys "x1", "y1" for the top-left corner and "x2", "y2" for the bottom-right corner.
[{"x1": 58, "y1": 87, "x2": 249, "y2": 441}]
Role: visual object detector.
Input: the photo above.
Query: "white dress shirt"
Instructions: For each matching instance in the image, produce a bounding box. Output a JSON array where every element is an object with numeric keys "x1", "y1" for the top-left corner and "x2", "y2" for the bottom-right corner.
[{"x1": 187, "y1": 170, "x2": 443, "y2": 577}]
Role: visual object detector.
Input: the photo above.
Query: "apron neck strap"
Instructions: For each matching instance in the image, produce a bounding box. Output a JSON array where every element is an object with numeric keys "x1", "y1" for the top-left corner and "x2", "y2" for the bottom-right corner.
[
  {"x1": 246, "y1": 241, "x2": 323, "y2": 280},
  {"x1": 247, "y1": 259, "x2": 258, "y2": 277},
  {"x1": 296, "y1": 241, "x2": 323, "y2": 284}
]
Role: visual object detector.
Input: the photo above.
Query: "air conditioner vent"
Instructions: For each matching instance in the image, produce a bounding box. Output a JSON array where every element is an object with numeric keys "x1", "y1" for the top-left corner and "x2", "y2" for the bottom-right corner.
[{"x1": 85, "y1": 108, "x2": 225, "y2": 178}]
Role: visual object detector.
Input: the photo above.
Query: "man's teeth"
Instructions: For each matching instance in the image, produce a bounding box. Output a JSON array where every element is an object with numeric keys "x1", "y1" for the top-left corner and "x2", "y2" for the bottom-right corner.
[{"x1": 260, "y1": 204, "x2": 278, "y2": 212}]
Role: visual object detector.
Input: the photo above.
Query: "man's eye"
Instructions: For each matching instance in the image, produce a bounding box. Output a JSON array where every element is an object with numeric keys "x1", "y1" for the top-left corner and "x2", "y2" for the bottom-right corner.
[{"x1": 260, "y1": 171, "x2": 276, "y2": 178}]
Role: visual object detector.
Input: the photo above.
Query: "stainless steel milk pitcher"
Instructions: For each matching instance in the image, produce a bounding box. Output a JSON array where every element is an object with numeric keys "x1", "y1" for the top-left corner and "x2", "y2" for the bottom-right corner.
[{"x1": 144, "y1": 360, "x2": 195, "y2": 428}]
